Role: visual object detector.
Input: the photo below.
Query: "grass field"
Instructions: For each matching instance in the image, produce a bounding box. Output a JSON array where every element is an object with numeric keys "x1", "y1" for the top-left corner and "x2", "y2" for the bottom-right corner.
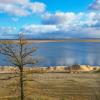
[{"x1": 0, "y1": 73, "x2": 100, "y2": 100}]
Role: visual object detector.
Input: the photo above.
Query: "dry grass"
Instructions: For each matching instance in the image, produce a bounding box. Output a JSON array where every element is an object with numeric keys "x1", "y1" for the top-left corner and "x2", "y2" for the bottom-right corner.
[{"x1": 0, "y1": 73, "x2": 100, "y2": 100}]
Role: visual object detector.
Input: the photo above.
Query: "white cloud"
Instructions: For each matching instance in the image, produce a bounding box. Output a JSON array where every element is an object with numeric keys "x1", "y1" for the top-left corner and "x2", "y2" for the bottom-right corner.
[
  {"x1": 0, "y1": 27, "x2": 16, "y2": 33},
  {"x1": 0, "y1": 27, "x2": 17, "y2": 39},
  {"x1": 89, "y1": 0, "x2": 100, "y2": 10},
  {"x1": 0, "y1": 0, "x2": 100, "y2": 39},
  {"x1": 0, "y1": 0, "x2": 28, "y2": 4},
  {"x1": 42, "y1": 12, "x2": 78, "y2": 25},
  {"x1": 1, "y1": 10, "x2": 100, "y2": 38},
  {"x1": 29, "y1": 2, "x2": 46, "y2": 14},
  {"x1": 42, "y1": 12, "x2": 99, "y2": 27},
  {"x1": 0, "y1": 4, "x2": 30, "y2": 16},
  {"x1": 22, "y1": 24, "x2": 59, "y2": 35},
  {"x1": 0, "y1": 0, "x2": 46, "y2": 16},
  {"x1": 20, "y1": 24, "x2": 100, "y2": 38},
  {"x1": 1, "y1": 24, "x2": 100, "y2": 39},
  {"x1": 41, "y1": 12, "x2": 100, "y2": 37},
  {"x1": 20, "y1": 11, "x2": 100, "y2": 38}
]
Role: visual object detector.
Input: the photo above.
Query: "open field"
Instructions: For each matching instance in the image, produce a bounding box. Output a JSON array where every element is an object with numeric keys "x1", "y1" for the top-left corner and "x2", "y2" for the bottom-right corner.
[{"x1": 0, "y1": 73, "x2": 100, "y2": 100}]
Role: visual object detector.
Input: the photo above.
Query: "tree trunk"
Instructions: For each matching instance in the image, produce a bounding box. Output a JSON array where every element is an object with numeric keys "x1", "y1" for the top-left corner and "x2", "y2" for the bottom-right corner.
[{"x1": 20, "y1": 69, "x2": 24, "y2": 100}]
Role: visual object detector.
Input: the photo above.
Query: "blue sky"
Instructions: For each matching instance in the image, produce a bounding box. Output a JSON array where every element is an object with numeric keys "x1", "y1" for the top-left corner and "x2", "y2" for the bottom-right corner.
[
  {"x1": 34, "y1": 0, "x2": 93, "y2": 12},
  {"x1": 0, "y1": 0, "x2": 100, "y2": 39}
]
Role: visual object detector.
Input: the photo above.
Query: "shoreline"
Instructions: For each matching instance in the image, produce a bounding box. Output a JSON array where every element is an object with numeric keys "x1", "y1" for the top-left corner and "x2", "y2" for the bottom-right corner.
[
  {"x1": 0, "y1": 65, "x2": 100, "y2": 74},
  {"x1": 1, "y1": 39, "x2": 100, "y2": 44}
]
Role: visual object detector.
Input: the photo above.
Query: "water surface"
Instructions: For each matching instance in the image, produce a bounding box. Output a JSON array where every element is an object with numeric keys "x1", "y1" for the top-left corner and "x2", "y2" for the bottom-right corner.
[{"x1": 0, "y1": 41, "x2": 100, "y2": 66}]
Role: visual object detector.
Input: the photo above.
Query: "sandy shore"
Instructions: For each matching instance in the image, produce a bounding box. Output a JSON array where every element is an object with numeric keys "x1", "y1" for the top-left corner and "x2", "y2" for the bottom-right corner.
[
  {"x1": 1, "y1": 39, "x2": 100, "y2": 44},
  {"x1": 0, "y1": 65, "x2": 100, "y2": 73}
]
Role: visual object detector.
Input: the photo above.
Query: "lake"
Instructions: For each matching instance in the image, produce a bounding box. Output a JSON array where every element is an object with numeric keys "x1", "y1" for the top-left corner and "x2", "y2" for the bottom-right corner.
[{"x1": 0, "y1": 41, "x2": 100, "y2": 66}]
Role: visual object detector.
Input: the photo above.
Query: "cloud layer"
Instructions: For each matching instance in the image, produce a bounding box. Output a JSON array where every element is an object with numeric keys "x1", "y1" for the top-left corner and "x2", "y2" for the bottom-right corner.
[
  {"x1": 89, "y1": 0, "x2": 100, "y2": 10},
  {"x1": 0, "y1": 0, "x2": 46, "y2": 16},
  {"x1": 22, "y1": 25, "x2": 59, "y2": 35},
  {"x1": 19, "y1": 12, "x2": 100, "y2": 38},
  {"x1": 42, "y1": 12, "x2": 99, "y2": 27},
  {"x1": 1, "y1": 11, "x2": 100, "y2": 39},
  {"x1": 0, "y1": 0, "x2": 100, "y2": 38},
  {"x1": 0, "y1": 27, "x2": 17, "y2": 39}
]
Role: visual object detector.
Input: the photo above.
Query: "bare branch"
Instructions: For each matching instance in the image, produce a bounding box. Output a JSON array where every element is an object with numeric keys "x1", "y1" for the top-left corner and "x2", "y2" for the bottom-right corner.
[
  {"x1": 0, "y1": 75, "x2": 19, "y2": 80},
  {"x1": 0, "y1": 33, "x2": 39, "y2": 100}
]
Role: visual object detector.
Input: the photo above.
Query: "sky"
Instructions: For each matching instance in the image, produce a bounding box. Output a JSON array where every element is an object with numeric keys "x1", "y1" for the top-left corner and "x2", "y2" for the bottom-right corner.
[{"x1": 0, "y1": 0, "x2": 100, "y2": 39}]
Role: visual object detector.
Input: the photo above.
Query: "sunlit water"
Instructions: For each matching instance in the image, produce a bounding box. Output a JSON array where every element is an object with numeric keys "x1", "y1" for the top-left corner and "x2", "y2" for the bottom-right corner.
[{"x1": 0, "y1": 41, "x2": 100, "y2": 66}]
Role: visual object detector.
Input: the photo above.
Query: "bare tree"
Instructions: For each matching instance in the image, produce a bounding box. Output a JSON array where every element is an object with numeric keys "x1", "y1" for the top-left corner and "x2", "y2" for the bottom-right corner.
[{"x1": 0, "y1": 34, "x2": 38, "y2": 100}]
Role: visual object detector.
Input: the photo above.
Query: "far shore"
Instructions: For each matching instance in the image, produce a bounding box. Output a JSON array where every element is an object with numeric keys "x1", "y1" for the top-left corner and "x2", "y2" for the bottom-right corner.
[{"x1": 1, "y1": 38, "x2": 100, "y2": 44}]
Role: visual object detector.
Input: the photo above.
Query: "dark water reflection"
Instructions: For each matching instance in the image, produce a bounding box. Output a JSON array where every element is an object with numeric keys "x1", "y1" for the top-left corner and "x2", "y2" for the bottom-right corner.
[{"x1": 0, "y1": 42, "x2": 100, "y2": 66}]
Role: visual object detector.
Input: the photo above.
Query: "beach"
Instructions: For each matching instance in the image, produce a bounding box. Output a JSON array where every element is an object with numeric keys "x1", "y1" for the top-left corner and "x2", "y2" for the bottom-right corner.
[{"x1": 0, "y1": 65, "x2": 100, "y2": 73}]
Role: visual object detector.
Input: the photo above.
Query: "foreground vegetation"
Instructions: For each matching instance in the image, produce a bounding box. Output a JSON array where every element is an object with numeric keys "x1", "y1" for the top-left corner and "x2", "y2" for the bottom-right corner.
[{"x1": 0, "y1": 72, "x2": 100, "y2": 100}]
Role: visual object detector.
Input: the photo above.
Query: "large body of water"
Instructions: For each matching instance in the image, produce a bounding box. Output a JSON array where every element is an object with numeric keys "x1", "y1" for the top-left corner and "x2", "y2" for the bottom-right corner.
[{"x1": 0, "y1": 41, "x2": 100, "y2": 66}]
